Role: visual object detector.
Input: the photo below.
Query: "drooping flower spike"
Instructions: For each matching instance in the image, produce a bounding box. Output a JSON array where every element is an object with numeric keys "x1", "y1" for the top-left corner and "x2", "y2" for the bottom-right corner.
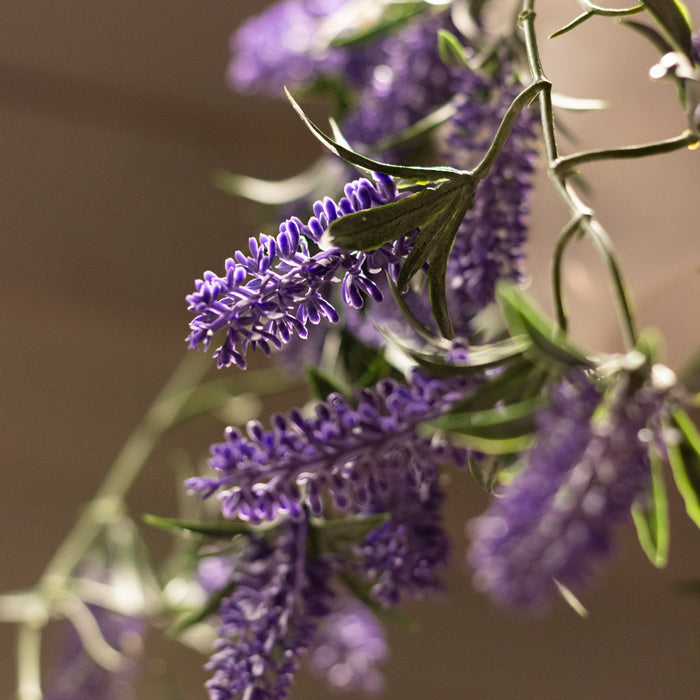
[
  {"x1": 186, "y1": 174, "x2": 414, "y2": 369},
  {"x1": 186, "y1": 371, "x2": 471, "y2": 524},
  {"x1": 468, "y1": 371, "x2": 668, "y2": 611}
]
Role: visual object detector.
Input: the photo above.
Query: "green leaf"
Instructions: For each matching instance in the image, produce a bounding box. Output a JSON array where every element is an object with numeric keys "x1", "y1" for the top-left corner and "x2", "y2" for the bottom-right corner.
[
  {"x1": 468, "y1": 453, "x2": 519, "y2": 494},
  {"x1": 554, "y1": 580, "x2": 589, "y2": 618},
  {"x1": 169, "y1": 580, "x2": 237, "y2": 635},
  {"x1": 313, "y1": 513, "x2": 389, "y2": 544},
  {"x1": 549, "y1": 11, "x2": 594, "y2": 39},
  {"x1": 551, "y1": 93, "x2": 609, "y2": 111},
  {"x1": 326, "y1": 180, "x2": 461, "y2": 251},
  {"x1": 447, "y1": 357, "x2": 546, "y2": 412},
  {"x1": 306, "y1": 366, "x2": 347, "y2": 401},
  {"x1": 211, "y1": 160, "x2": 327, "y2": 205},
  {"x1": 496, "y1": 281, "x2": 595, "y2": 368},
  {"x1": 327, "y1": 2, "x2": 426, "y2": 48},
  {"x1": 285, "y1": 88, "x2": 465, "y2": 182},
  {"x1": 631, "y1": 451, "x2": 670, "y2": 567},
  {"x1": 437, "y1": 29, "x2": 469, "y2": 68},
  {"x1": 143, "y1": 514, "x2": 258, "y2": 539},
  {"x1": 401, "y1": 336, "x2": 532, "y2": 377},
  {"x1": 668, "y1": 409, "x2": 700, "y2": 528},
  {"x1": 623, "y1": 19, "x2": 675, "y2": 55},
  {"x1": 442, "y1": 432, "x2": 534, "y2": 455},
  {"x1": 430, "y1": 396, "x2": 546, "y2": 440},
  {"x1": 374, "y1": 102, "x2": 458, "y2": 152},
  {"x1": 642, "y1": 0, "x2": 694, "y2": 58}
]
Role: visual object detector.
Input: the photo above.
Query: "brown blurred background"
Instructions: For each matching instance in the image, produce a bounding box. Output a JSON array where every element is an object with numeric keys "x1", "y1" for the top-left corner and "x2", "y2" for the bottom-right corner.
[{"x1": 1, "y1": 1, "x2": 699, "y2": 698}]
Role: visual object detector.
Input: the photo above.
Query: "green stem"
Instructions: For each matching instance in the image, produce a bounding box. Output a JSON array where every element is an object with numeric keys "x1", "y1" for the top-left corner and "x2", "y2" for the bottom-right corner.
[
  {"x1": 520, "y1": 0, "x2": 639, "y2": 348},
  {"x1": 473, "y1": 80, "x2": 547, "y2": 179},
  {"x1": 17, "y1": 621, "x2": 42, "y2": 700},
  {"x1": 555, "y1": 131, "x2": 699, "y2": 175},
  {"x1": 579, "y1": 1, "x2": 645, "y2": 16},
  {"x1": 551, "y1": 216, "x2": 587, "y2": 332},
  {"x1": 40, "y1": 351, "x2": 210, "y2": 594}
]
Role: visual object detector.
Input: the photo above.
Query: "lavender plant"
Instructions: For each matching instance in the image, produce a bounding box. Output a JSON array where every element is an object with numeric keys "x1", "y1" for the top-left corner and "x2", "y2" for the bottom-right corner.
[{"x1": 3, "y1": 1, "x2": 700, "y2": 699}]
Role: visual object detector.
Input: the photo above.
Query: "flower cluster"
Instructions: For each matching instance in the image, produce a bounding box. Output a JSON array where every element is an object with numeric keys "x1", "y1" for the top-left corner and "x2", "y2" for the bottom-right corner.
[
  {"x1": 207, "y1": 521, "x2": 336, "y2": 700},
  {"x1": 227, "y1": 0, "x2": 350, "y2": 95},
  {"x1": 308, "y1": 597, "x2": 388, "y2": 694},
  {"x1": 468, "y1": 372, "x2": 666, "y2": 610},
  {"x1": 445, "y1": 67, "x2": 539, "y2": 315},
  {"x1": 186, "y1": 371, "x2": 471, "y2": 524},
  {"x1": 186, "y1": 174, "x2": 413, "y2": 369}
]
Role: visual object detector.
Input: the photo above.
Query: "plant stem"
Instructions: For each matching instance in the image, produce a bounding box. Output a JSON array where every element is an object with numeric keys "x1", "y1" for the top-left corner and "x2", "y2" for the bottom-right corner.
[
  {"x1": 520, "y1": 0, "x2": 639, "y2": 349},
  {"x1": 39, "y1": 352, "x2": 211, "y2": 594},
  {"x1": 17, "y1": 621, "x2": 43, "y2": 700}
]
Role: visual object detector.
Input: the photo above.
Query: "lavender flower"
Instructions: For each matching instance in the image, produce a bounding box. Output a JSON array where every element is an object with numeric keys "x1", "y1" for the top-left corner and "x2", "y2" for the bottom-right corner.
[
  {"x1": 186, "y1": 174, "x2": 413, "y2": 369},
  {"x1": 444, "y1": 66, "x2": 539, "y2": 316},
  {"x1": 468, "y1": 372, "x2": 665, "y2": 610},
  {"x1": 308, "y1": 597, "x2": 388, "y2": 694},
  {"x1": 207, "y1": 521, "x2": 335, "y2": 700},
  {"x1": 186, "y1": 372, "x2": 470, "y2": 525},
  {"x1": 45, "y1": 607, "x2": 144, "y2": 700},
  {"x1": 358, "y1": 476, "x2": 450, "y2": 607},
  {"x1": 342, "y1": 13, "x2": 454, "y2": 156},
  {"x1": 227, "y1": 0, "x2": 350, "y2": 95}
]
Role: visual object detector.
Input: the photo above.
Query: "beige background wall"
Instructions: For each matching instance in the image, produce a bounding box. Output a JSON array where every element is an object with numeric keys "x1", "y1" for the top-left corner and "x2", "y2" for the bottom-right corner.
[{"x1": 1, "y1": 1, "x2": 699, "y2": 698}]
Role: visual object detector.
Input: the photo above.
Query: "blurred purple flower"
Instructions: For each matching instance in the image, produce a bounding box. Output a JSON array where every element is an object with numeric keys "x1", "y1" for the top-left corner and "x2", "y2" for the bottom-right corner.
[
  {"x1": 444, "y1": 65, "x2": 539, "y2": 317},
  {"x1": 468, "y1": 372, "x2": 666, "y2": 610},
  {"x1": 45, "y1": 606, "x2": 144, "y2": 700},
  {"x1": 308, "y1": 597, "x2": 388, "y2": 694},
  {"x1": 227, "y1": 0, "x2": 350, "y2": 95}
]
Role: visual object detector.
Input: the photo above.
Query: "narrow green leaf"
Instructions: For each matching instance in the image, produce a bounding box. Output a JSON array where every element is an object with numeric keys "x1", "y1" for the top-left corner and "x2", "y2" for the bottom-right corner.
[
  {"x1": 313, "y1": 513, "x2": 389, "y2": 543},
  {"x1": 468, "y1": 453, "x2": 518, "y2": 494},
  {"x1": 622, "y1": 19, "x2": 674, "y2": 55},
  {"x1": 442, "y1": 432, "x2": 534, "y2": 455},
  {"x1": 549, "y1": 11, "x2": 594, "y2": 39},
  {"x1": 375, "y1": 102, "x2": 458, "y2": 152},
  {"x1": 643, "y1": 0, "x2": 694, "y2": 58},
  {"x1": 551, "y1": 93, "x2": 609, "y2": 112},
  {"x1": 554, "y1": 580, "x2": 589, "y2": 617},
  {"x1": 430, "y1": 396, "x2": 546, "y2": 440},
  {"x1": 385, "y1": 278, "x2": 448, "y2": 347},
  {"x1": 169, "y1": 581, "x2": 236, "y2": 635},
  {"x1": 631, "y1": 451, "x2": 670, "y2": 567},
  {"x1": 211, "y1": 161, "x2": 326, "y2": 205},
  {"x1": 144, "y1": 514, "x2": 257, "y2": 539},
  {"x1": 403, "y1": 337, "x2": 531, "y2": 376},
  {"x1": 327, "y1": 181, "x2": 457, "y2": 250},
  {"x1": 306, "y1": 366, "x2": 347, "y2": 401},
  {"x1": 496, "y1": 281, "x2": 595, "y2": 368},
  {"x1": 437, "y1": 29, "x2": 469, "y2": 68},
  {"x1": 327, "y1": 2, "x2": 426, "y2": 48},
  {"x1": 285, "y1": 88, "x2": 465, "y2": 182},
  {"x1": 668, "y1": 409, "x2": 700, "y2": 528},
  {"x1": 447, "y1": 357, "x2": 545, "y2": 412}
]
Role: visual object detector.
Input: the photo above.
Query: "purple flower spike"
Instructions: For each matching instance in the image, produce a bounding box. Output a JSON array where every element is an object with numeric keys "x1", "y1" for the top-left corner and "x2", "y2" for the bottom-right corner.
[
  {"x1": 186, "y1": 372, "x2": 472, "y2": 523},
  {"x1": 206, "y1": 521, "x2": 335, "y2": 700},
  {"x1": 227, "y1": 0, "x2": 350, "y2": 95},
  {"x1": 468, "y1": 372, "x2": 666, "y2": 611},
  {"x1": 186, "y1": 174, "x2": 410, "y2": 369},
  {"x1": 445, "y1": 66, "x2": 539, "y2": 319}
]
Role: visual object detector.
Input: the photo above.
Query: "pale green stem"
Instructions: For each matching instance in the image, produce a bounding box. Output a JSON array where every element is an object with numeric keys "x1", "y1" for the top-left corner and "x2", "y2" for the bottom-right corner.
[
  {"x1": 39, "y1": 352, "x2": 211, "y2": 594},
  {"x1": 17, "y1": 622, "x2": 43, "y2": 700}
]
